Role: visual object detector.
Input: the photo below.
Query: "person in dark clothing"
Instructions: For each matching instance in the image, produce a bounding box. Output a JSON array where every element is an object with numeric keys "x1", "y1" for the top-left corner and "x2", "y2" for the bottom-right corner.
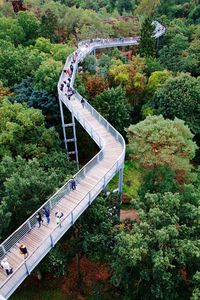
[
  {"x1": 70, "y1": 64, "x2": 73, "y2": 73},
  {"x1": 60, "y1": 83, "x2": 64, "y2": 92},
  {"x1": 81, "y1": 97, "x2": 85, "y2": 108},
  {"x1": 42, "y1": 207, "x2": 50, "y2": 224},
  {"x1": 67, "y1": 81, "x2": 70, "y2": 91},
  {"x1": 36, "y1": 212, "x2": 43, "y2": 228},
  {"x1": 70, "y1": 177, "x2": 76, "y2": 190},
  {"x1": 19, "y1": 243, "x2": 29, "y2": 259}
]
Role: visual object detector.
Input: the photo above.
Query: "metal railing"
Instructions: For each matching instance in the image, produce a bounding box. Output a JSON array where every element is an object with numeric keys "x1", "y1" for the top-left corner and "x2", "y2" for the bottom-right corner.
[{"x1": 0, "y1": 21, "x2": 165, "y2": 299}]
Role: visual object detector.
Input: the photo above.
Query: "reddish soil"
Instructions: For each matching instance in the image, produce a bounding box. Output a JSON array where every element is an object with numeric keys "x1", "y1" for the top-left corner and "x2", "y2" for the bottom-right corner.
[
  {"x1": 61, "y1": 256, "x2": 111, "y2": 298},
  {"x1": 120, "y1": 209, "x2": 139, "y2": 222}
]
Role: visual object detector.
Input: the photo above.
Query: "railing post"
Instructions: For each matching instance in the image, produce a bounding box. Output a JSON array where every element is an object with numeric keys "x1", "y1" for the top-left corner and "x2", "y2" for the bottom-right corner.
[
  {"x1": 71, "y1": 211, "x2": 74, "y2": 224},
  {"x1": 24, "y1": 261, "x2": 31, "y2": 275},
  {"x1": 118, "y1": 166, "x2": 124, "y2": 195},
  {"x1": 1, "y1": 245, "x2": 6, "y2": 255},
  {"x1": 49, "y1": 199, "x2": 53, "y2": 209},
  {"x1": 28, "y1": 220, "x2": 32, "y2": 230},
  {"x1": 83, "y1": 168, "x2": 86, "y2": 177},
  {"x1": 103, "y1": 176, "x2": 107, "y2": 195},
  {"x1": 50, "y1": 234, "x2": 54, "y2": 247},
  {"x1": 88, "y1": 192, "x2": 91, "y2": 205}
]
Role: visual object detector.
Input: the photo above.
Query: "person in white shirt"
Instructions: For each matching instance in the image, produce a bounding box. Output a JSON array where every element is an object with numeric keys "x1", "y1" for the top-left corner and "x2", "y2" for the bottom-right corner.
[{"x1": 0, "y1": 258, "x2": 13, "y2": 276}]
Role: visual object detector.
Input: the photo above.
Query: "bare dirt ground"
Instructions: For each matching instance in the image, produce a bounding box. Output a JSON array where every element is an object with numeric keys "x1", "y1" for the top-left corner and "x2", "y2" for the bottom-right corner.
[{"x1": 120, "y1": 209, "x2": 139, "y2": 222}]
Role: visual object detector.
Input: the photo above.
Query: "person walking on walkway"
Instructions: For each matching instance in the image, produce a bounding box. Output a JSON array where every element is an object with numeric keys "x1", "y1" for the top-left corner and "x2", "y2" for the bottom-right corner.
[
  {"x1": 1, "y1": 258, "x2": 13, "y2": 276},
  {"x1": 18, "y1": 243, "x2": 29, "y2": 259},
  {"x1": 42, "y1": 206, "x2": 50, "y2": 224},
  {"x1": 55, "y1": 211, "x2": 64, "y2": 226},
  {"x1": 70, "y1": 64, "x2": 74, "y2": 73},
  {"x1": 36, "y1": 212, "x2": 43, "y2": 228},
  {"x1": 70, "y1": 177, "x2": 76, "y2": 190},
  {"x1": 81, "y1": 97, "x2": 85, "y2": 108}
]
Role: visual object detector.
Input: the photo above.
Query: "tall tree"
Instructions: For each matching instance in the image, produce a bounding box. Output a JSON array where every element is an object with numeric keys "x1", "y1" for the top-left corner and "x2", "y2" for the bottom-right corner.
[{"x1": 138, "y1": 17, "x2": 156, "y2": 58}]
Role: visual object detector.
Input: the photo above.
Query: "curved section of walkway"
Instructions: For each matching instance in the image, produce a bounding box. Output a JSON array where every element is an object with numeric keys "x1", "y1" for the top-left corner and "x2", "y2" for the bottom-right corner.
[{"x1": 0, "y1": 23, "x2": 165, "y2": 299}]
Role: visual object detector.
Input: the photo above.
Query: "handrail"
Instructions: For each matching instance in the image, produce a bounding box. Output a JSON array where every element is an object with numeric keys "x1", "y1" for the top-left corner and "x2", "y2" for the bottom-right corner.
[
  {"x1": 0, "y1": 21, "x2": 165, "y2": 298},
  {"x1": 0, "y1": 151, "x2": 120, "y2": 290}
]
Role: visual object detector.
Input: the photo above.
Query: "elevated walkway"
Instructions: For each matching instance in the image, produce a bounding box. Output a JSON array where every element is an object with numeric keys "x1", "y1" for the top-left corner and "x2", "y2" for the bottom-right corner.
[{"x1": 0, "y1": 23, "x2": 165, "y2": 299}]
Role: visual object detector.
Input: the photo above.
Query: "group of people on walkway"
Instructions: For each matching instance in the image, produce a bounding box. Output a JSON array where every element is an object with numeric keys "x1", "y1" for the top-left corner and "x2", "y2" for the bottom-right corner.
[
  {"x1": 0, "y1": 243, "x2": 29, "y2": 276},
  {"x1": 60, "y1": 48, "x2": 87, "y2": 107}
]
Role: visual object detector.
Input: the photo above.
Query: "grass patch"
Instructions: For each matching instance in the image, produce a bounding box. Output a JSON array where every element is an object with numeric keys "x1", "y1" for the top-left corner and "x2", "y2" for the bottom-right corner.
[
  {"x1": 107, "y1": 161, "x2": 142, "y2": 200},
  {"x1": 11, "y1": 288, "x2": 67, "y2": 300}
]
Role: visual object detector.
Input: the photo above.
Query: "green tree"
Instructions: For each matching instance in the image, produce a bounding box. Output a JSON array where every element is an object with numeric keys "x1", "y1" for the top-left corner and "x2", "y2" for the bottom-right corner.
[
  {"x1": 159, "y1": 33, "x2": 189, "y2": 72},
  {"x1": 139, "y1": 164, "x2": 178, "y2": 200},
  {"x1": 93, "y1": 86, "x2": 131, "y2": 134},
  {"x1": 111, "y1": 191, "x2": 200, "y2": 299},
  {"x1": 135, "y1": 0, "x2": 160, "y2": 16},
  {"x1": 0, "y1": 41, "x2": 47, "y2": 87},
  {"x1": 0, "y1": 98, "x2": 60, "y2": 159},
  {"x1": 10, "y1": 77, "x2": 60, "y2": 127},
  {"x1": 151, "y1": 74, "x2": 200, "y2": 134},
  {"x1": 126, "y1": 115, "x2": 197, "y2": 181},
  {"x1": 109, "y1": 57, "x2": 146, "y2": 104},
  {"x1": 33, "y1": 58, "x2": 62, "y2": 94},
  {"x1": 39, "y1": 1, "x2": 66, "y2": 42},
  {"x1": 17, "y1": 11, "x2": 40, "y2": 45},
  {"x1": 188, "y1": 4, "x2": 200, "y2": 24},
  {"x1": 146, "y1": 69, "x2": 172, "y2": 97},
  {"x1": 138, "y1": 17, "x2": 156, "y2": 58},
  {"x1": 116, "y1": 0, "x2": 135, "y2": 15},
  {"x1": 82, "y1": 55, "x2": 97, "y2": 75},
  {"x1": 0, "y1": 16, "x2": 25, "y2": 46}
]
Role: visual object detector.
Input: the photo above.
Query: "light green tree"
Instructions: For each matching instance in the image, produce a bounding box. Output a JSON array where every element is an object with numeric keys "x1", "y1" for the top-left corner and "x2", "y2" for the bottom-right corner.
[{"x1": 126, "y1": 115, "x2": 198, "y2": 180}]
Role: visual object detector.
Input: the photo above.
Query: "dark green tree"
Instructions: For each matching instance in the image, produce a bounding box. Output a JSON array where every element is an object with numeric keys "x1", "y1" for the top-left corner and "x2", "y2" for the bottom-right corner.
[
  {"x1": 139, "y1": 164, "x2": 178, "y2": 200},
  {"x1": 116, "y1": 0, "x2": 135, "y2": 15},
  {"x1": 17, "y1": 11, "x2": 40, "y2": 45},
  {"x1": 93, "y1": 86, "x2": 131, "y2": 134},
  {"x1": 10, "y1": 78, "x2": 60, "y2": 127},
  {"x1": 151, "y1": 74, "x2": 200, "y2": 134},
  {"x1": 138, "y1": 17, "x2": 156, "y2": 58}
]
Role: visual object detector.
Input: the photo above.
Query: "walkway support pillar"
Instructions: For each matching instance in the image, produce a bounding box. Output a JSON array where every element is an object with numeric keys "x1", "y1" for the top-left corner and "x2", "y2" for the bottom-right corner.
[
  {"x1": 118, "y1": 166, "x2": 124, "y2": 195},
  {"x1": 59, "y1": 97, "x2": 68, "y2": 158},
  {"x1": 72, "y1": 113, "x2": 79, "y2": 170}
]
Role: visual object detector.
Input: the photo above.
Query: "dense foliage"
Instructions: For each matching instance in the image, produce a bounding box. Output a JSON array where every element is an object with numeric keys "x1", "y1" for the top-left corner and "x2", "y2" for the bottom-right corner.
[{"x1": 0, "y1": 0, "x2": 199, "y2": 299}]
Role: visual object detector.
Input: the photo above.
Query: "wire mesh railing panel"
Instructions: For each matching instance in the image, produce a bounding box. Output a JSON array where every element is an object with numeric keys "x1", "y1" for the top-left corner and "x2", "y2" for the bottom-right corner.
[{"x1": 3, "y1": 223, "x2": 30, "y2": 254}]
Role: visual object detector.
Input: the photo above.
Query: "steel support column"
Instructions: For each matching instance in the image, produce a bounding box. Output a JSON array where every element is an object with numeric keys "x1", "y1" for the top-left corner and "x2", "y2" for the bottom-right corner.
[
  {"x1": 118, "y1": 166, "x2": 124, "y2": 194},
  {"x1": 59, "y1": 97, "x2": 68, "y2": 157},
  {"x1": 72, "y1": 113, "x2": 79, "y2": 169}
]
